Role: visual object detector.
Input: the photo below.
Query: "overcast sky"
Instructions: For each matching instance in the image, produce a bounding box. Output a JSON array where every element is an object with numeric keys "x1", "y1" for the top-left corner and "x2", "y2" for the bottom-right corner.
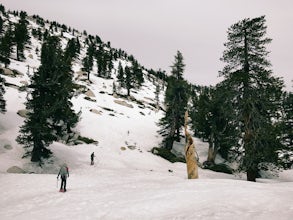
[{"x1": 1, "y1": 0, "x2": 292, "y2": 90}]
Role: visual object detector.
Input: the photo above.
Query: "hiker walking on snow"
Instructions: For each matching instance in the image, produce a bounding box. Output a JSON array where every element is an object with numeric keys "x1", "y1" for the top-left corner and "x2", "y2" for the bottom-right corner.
[
  {"x1": 57, "y1": 163, "x2": 69, "y2": 192},
  {"x1": 91, "y1": 152, "x2": 95, "y2": 165}
]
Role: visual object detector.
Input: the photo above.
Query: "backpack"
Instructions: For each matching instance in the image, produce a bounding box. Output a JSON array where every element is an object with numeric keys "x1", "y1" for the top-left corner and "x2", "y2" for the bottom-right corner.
[{"x1": 60, "y1": 164, "x2": 68, "y2": 176}]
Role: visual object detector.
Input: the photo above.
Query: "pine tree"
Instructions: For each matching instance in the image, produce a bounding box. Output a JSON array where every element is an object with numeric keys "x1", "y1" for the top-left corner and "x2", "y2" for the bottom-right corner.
[
  {"x1": 159, "y1": 51, "x2": 189, "y2": 150},
  {"x1": 96, "y1": 45, "x2": 113, "y2": 79},
  {"x1": 82, "y1": 43, "x2": 95, "y2": 81},
  {"x1": 155, "y1": 82, "x2": 160, "y2": 109},
  {"x1": 0, "y1": 16, "x2": 3, "y2": 34},
  {"x1": 54, "y1": 39, "x2": 79, "y2": 138},
  {"x1": 0, "y1": 4, "x2": 5, "y2": 14},
  {"x1": 14, "y1": 11, "x2": 30, "y2": 61},
  {"x1": 191, "y1": 85, "x2": 238, "y2": 164},
  {"x1": 132, "y1": 60, "x2": 144, "y2": 86},
  {"x1": 0, "y1": 22, "x2": 13, "y2": 66},
  {"x1": 117, "y1": 60, "x2": 143, "y2": 97},
  {"x1": 17, "y1": 36, "x2": 78, "y2": 163},
  {"x1": 220, "y1": 16, "x2": 284, "y2": 181},
  {"x1": 279, "y1": 91, "x2": 293, "y2": 168},
  {"x1": 124, "y1": 66, "x2": 133, "y2": 96},
  {"x1": 64, "y1": 38, "x2": 80, "y2": 63}
]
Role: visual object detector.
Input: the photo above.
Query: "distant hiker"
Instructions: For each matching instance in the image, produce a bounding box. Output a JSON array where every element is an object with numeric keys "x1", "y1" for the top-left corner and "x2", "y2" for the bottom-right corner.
[
  {"x1": 57, "y1": 163, "x2": 69, "y2": 192},
  {"x1": 91, "y1": 152, "x2": 95, "y2": 165}
]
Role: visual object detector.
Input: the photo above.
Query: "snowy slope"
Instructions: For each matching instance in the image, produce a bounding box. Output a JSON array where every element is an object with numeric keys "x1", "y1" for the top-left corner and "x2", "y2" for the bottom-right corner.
[{"x1": 0, "y1": 10, "x2": 293, "y2": 220}]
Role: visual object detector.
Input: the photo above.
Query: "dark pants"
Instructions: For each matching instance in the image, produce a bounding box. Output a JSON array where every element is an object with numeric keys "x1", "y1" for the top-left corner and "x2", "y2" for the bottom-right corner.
[{"x1": 60, "y1": 176, "x2": 67, "y2": 191}]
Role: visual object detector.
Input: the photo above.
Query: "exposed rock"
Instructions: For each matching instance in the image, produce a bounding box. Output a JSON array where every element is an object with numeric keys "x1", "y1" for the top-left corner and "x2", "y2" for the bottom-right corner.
[
  {"x1": 73, "y1": 83, "x2": 87, "y2": 94},
  {"x1": 20, "y1": 80, "x2": 28, "y2": 86},
  {"x1": 100, "y1": 106, "x2": 114, "y2": 112},
  {"x1": 18, "y1": 86, "x2": 27, "y2": 92},
  {"x1": 120, "y1": 147, "x2": 127, "y2": 151},
  {"x1": 4, "y1": 144, "x2": 12, "y2": 150},
  {"x1": 0, "y1": 67, "x2": 23, "y2": 77},
  {"x1": 144, "y1": 97, "x2": 153, "y2": 101},
  {"x1": 75, "y1": 71, "x2": 87, "y2": 81},
  {"x1": 84, "y1": 96, "x2": 96, "y2": 102},
  {"x1": 90, "y1": 109, "x2": 102, "y2": 115},
  {"x1": 28, "y1": 54, "x2": 33, "y2": 59},
  {"x1": 7, "y1": 166, "x2": 26, "y2": 174},
  {"x1": 114, "y1": 100, "x2": 133, "y2": 108},
  {"x1": 76, "y1": 70, "x2": 87, "y2": 77},
  {"x1": 203, "y1": 162, "x2": 233, "y2": 174},
  {"x1": 17, "y1": 109, "x2": 29, "y2": 118},
  {"x1": 0, "y1": 67, "x2": 14, "y2": 76},
  {"x1": 127, "y1": 145, "x2": 136, "y2": 150},
  {"x1": 85, "y1": 89, "x2": 95, "y2": 97}
]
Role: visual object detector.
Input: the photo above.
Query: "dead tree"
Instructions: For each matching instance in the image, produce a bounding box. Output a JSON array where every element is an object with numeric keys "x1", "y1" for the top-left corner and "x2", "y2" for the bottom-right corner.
[{"x1": 184, "y1": 111, "x2": 199, "y2": 179}]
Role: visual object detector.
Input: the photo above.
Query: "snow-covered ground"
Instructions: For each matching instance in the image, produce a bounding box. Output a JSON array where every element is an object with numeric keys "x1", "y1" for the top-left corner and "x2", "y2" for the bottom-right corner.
[
  {"x1": 1, "y1": 151, "x2": 293, "y2": 220},
  {"x1": 0, "y1": 13, "x2": 293, "y2": 220}
]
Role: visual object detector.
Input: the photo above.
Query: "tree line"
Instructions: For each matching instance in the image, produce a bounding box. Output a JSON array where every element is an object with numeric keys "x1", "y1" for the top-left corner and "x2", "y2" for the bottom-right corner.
[
  {"x1": 0, "y1": 5, "x2": 163, "y2": 164},
  {"x1": 159, "y1": 16, "x2": 292, "y2": 181},
  {"x1": 0, "y1": 5, "x2": 291, "y2": 180}
]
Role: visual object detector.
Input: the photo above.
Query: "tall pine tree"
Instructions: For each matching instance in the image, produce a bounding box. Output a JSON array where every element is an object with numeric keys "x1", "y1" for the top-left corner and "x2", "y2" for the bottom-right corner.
[
  {"x1": 17, "y1": 36, "x2": 78, "y2": 163},
  {"x1": 159, "y1": 51, "x2": 189, "y2": 150},
  {"x1": 220, "y1": 16, "x2": 284, "y2": 181},
  {"x1": 82, "y1": 43, "x2": 95, "y2": 81},
  {"x1": 0, "y1": 22, "x2": 13, "y2": 66},
  {"x1": 14, "y1": 11, "x2": 30, "y2": 61},
  {"x1": 117, "y1": 60, "x2": 144, "y2": 97}
]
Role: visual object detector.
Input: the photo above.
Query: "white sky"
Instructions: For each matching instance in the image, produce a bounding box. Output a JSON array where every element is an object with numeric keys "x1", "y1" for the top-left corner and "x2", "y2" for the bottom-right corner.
[{"x1": 1, "y1": 0, "x2": 292, "y2": 89}]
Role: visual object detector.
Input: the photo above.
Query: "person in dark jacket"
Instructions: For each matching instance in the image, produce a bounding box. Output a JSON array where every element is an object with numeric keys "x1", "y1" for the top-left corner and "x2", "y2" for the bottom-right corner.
[
  {"x1": 57, "y1": 163, "x2": 69, "y2": 192},
  {"x1": 91, "y1": 152, "x2": 95, "y2": 165}
]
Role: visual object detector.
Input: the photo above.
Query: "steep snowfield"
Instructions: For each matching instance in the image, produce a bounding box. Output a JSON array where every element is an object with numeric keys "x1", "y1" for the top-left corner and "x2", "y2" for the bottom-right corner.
[{"x1": 0, "y1": 14, "x2": 293, "y2": 220}]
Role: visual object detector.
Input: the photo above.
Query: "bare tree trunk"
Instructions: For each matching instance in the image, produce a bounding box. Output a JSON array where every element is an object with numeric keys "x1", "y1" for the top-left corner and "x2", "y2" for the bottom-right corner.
[
  {"x1": 207, "y1": 141, "x2": 215, "y2": 164},
  {"x1": 207, "y1": 132, "x2": 215, "y2": 164},
  {"x1": 184, "y1": 111, "x2": 198, "y2": 179},
  {"x1": 247, "y1": 167, "x2": 257, "y2": 182},
  {"x1": 31, "y1": 138, "x2": 43, "y2": 162},
  {"x1": 165, "y1": 122, "x2": 176, "y2": 150}
]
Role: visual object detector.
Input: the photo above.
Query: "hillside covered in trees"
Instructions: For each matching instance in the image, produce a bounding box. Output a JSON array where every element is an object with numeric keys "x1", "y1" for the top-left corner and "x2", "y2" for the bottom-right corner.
[
  {"x1": 0, "y1": 5, "x2": 291, "y2": 181},
  {"x1": 0, "y1": 4, "x2": 292, "y2": 220}
]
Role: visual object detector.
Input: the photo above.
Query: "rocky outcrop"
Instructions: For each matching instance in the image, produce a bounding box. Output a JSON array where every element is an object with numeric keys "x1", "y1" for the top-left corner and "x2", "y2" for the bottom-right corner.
[
  {"x1": 17, "y1": 109, "x2": 29, "y2": 118},
  {"x1": 85, "y1": 89, "x2": 95, "y2": 97},
  {"x1": 4, "y1": 144, "x2": 12, "y2": 150},
  {"x1": 0, "y1": 68, "x2": 23, "y2": 77},
  {"x1": 7, "y1": 166, "x2": 26, "y2": 174},
  {"x1": 114, "y1": 100, "x2": 133, "y2": 108},
  {"x1": 90, "y1": 109, "x2": 102, "y2": 115},
  {"x1": 0, "y1": 67, "x2": 14, "y2": 76}
]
